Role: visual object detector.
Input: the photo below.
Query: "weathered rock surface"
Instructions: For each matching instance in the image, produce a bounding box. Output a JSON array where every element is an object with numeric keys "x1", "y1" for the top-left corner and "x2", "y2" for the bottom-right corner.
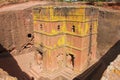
[
  {"x1": 0, "y1": 1, "x2": 51, "y2": 55},
  {"x1": 0, "y1": 5, "x2": 33, "y2": 55},
  {"x1": 0, "y1": 68, "x2": 17, "y2": 80},
  {"x1": 97, "y1": 9, "x2": 120, "y2": 58},
  {"x1": 101, "y1": 55, "x2": 120, "y2": 80}
]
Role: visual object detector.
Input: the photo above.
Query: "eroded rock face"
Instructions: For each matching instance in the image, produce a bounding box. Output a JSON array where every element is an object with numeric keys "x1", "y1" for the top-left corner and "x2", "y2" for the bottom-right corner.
[
  {"x1": 101, "y1": 55, "x2": 120, "y2": 80},
  {"x1": 0, "y1": 68, "x2": 17, "y2": 80},
  {"x1": 98, "y1": 10, "x2": 120, "y2": 58},
  {"x1": 0, "y1": 9, "x2": 33, "y2": 55}
]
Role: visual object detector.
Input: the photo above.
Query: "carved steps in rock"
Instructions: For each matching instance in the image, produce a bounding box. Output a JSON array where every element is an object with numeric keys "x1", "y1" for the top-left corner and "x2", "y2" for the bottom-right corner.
[
  {"x1": 63, "y1": 68, "x2": 79, "y2": 79},
  {"x1": 61, "y1": 69, "x2": 74, "y2": 80},
  {"x1": 29, "y1": 66, "x2": 78, "y2": 80},
  {"x1": 41, "y1": 69, "x2": 64, "y2": 80}
]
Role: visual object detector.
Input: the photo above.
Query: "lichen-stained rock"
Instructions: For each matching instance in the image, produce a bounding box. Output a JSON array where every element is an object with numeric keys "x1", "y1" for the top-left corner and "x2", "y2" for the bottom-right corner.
[
  {"x1": 0, "y1": 68, "x2": 17, "y2": 80},
  {"x1": 101, "y1": 55, "x2": 120, "y2": 80}
]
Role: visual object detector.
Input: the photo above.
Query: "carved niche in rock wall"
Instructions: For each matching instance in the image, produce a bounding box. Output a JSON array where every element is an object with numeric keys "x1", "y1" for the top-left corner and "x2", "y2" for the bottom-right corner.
[
  {"x1": 66, "y1": 53, "x2": 75, "y2": 70},
  {"x1": 34, "y1": 44, "x2": 45, "y2": 70}
]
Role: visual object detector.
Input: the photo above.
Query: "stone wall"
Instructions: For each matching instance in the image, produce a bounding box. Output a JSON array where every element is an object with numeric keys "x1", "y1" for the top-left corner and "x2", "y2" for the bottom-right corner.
[
  {"x1": 0, "y1": 9, "x2": 33, "y2": 54},
  {"x1": 97, "y1": 9, "x2": 120, "y2": 57}
]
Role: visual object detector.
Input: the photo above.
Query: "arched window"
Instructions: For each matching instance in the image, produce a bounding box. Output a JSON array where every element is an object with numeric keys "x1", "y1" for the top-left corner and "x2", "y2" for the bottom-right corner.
[
  {"x1": 40, "y1": 24, "x2": 43, "y2": 30},
  {"x1": 72, "y1": 25, "x2": 75, "y2": 32},
  {"x1": 57, "y1": 25, "x2": 60, "y2": 31}
]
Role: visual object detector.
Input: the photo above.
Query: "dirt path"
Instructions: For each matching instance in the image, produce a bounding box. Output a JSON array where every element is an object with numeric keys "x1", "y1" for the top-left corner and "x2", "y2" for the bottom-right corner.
[{"x1": 0, "y1": 1, "x2": 50, "y2": 12}]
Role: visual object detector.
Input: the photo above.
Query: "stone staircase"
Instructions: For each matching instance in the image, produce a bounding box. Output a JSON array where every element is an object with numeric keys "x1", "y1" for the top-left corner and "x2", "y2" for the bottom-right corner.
[
  {"x1": 29, "y1": 65, "x2": 78, "y2": 80},
  {"x1": 60, "y1": 68, "x2": 77, "y2": 80}
]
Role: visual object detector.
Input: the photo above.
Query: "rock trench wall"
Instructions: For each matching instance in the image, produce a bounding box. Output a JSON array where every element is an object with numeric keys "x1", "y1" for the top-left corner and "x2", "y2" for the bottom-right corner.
[
  {"x1": 97, "y1": 9, "x2": 120, "y2": 57},
  {"x1": 0, "y1": 9, "x2": 33, "y2": 54}
]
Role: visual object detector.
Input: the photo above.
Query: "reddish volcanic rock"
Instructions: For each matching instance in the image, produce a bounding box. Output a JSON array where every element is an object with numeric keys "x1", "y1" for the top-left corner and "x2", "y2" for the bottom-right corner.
[{"x1": 101, "y1": 55, "x2": 120, "y2": 80}]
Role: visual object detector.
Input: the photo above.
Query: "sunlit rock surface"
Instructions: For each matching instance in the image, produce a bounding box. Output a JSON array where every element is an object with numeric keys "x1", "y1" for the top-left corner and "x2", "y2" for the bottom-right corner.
[
  {"x1": 101, "y1": 55, "x2": 120, "y2": 80},
  {"x1": 0, "y1": 69, "x2": 17, "y2": 80}
]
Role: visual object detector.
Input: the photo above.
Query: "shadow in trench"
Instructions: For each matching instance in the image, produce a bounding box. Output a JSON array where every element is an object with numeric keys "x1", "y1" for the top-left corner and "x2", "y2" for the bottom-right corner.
[
  {"x1": 73, "y1": 40, "x2": 120, "y2": 80},
  {"x1": 0, "y1": 44, "x2": 31, "y2": 80}
]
